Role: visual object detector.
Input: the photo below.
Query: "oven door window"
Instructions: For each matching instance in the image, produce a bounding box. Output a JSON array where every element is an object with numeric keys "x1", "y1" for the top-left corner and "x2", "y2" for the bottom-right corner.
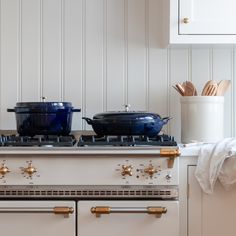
[
  {"x1": 78, "y1": 200, "x2": 179, "y2": 236},
  {"x1": 0, "y1": 201, "x2": 75, "y2": 236}
]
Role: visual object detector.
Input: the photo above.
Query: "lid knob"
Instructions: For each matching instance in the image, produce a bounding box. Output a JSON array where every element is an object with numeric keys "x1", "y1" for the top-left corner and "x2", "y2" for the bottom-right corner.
[
  {"x1": 124, "y1": 104, "x2": 131, "y2": 112},
  {"x1": 41, "y1": 96, "x2": 47, "y2": 102}
]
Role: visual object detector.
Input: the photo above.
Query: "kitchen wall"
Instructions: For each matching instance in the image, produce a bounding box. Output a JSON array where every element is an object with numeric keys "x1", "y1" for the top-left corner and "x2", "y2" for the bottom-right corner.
[{"x1": 0, "y1": 0, "x2": 235, "y2": 142}]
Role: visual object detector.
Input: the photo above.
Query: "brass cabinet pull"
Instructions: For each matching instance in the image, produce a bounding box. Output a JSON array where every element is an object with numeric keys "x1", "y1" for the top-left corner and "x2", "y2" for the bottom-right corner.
[
  {"x1": 91, "y1": 206, "x2": 167, "y2": 218},
  {"x1": 0, "y1": 206, "x2": 74, "y2": 218},
  {"x1": 183, "y1": 17, "x2": 189, "y2": 24}
]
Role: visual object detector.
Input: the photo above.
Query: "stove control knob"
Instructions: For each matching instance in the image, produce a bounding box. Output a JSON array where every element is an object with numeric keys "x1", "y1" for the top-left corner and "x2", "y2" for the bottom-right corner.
[
  {"x1": 144, "y1": 164, "x2": 157, "y2": 177},
  {"x1": 121, "y1": 165, "x2": 133, "y2": 176},
  {"x1": 23, "y1": 163, "x2": 37, "y2": 177},
  {"x1": 0, "y1": 164, "x2": 10, "y2": 177},
  {"x1": 165, "y1": 174, "x2": 172, "y2": 180}
]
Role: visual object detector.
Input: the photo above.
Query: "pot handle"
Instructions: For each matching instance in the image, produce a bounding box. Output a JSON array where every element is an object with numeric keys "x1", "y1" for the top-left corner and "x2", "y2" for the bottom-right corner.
[
  {"x1": 162, "y1": 117, "x2": 172, "y2": 125},
  {"x1": 82, "y1": 117, "x2": 93, "y2": 125},
  {"x1": 71, "y1": 108, "x2": 81, "y2": 112},
  {"x1": 7, "y1": 109, "x2": 15, "y2": 112}
]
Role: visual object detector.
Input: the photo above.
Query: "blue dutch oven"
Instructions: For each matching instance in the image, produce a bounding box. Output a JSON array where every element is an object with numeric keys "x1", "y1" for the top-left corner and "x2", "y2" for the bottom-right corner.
[
  {"x1": 83, "y1": 110, "x2": 170, "y2": 137},
  {"x1": 7, "y1": 102, "x2": 81, "y2": 136}
]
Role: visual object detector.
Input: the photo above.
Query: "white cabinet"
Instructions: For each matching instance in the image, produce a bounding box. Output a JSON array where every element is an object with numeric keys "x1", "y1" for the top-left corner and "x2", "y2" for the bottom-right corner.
[
  {"x1": 188, "y1": 166, "x2": 236, "y2": 236},
  {"x1": 0, "y1": 201, "x2": 75, "y2": 236},
  {"x1": 78, "y1": 200, "x2": 179, "y2": 236},
  {"x1": 165, "y1": 0, "x2": 236, "y2": 44}
]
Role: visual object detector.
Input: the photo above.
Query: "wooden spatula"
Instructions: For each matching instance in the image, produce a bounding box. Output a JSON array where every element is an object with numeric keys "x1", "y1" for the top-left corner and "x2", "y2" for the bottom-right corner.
[
  {"x1": 201, "y1": 80, "x2": 218, "y2": 96},
  {"x1": 216, "y1": 80, "x2": 231, "y2": 96},
  {"x1": 184, "y1": 81, "x2": 197, "y2": 96}
]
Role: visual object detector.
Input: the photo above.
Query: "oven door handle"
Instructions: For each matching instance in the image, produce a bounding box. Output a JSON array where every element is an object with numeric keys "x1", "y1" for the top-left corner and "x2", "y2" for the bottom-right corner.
[
  {"x1": 91, "y1": 206, "x2": 167, "y2": 218},
  {"x1": 0, "y1": 206, "x2": 74, "y2": 218}
]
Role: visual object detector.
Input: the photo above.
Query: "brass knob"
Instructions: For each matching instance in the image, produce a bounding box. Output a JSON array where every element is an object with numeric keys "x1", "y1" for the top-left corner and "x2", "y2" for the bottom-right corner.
[
  {"x1": 23, "y1": 163, "x2": 37, "y2": 177},
  {"x1": 0, "y1": 164, "x2": 10, "y2": 177},
  {"x1": 144, "y1": 164, "x2": 157, "y2": 177},
  {"x1": 183, "y1": 18, "x2": 189, "y2": 24},
  {"x1": 121, "y1": 165, "x2": 133, "y2": 176}
]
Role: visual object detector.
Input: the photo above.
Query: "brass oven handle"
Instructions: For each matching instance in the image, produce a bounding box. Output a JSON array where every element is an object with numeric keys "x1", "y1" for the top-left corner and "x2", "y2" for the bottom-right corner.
[
  {"x1": 0, "y1": 206, "x2": 74, "y2": 218},
  {"x1": 91, "y1": 206, "x2": 167, "y2": 218}
]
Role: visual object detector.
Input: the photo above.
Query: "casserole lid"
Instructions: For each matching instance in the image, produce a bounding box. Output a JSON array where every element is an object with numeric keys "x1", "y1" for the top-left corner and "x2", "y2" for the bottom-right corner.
[{"x1": 93, "y1": 111, "x2": 161, "y2": 120}]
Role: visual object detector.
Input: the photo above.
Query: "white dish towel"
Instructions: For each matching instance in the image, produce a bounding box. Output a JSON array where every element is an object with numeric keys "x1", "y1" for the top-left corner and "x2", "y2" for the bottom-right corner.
[{"x1": 195, "y1": 138, "x2": 236, "y2": 194}]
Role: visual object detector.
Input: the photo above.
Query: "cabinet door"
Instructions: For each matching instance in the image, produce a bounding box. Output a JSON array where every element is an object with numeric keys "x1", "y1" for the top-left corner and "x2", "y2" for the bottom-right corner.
[
  {"x1": 0, "y1": 201, "x2": 75, "y2": 236},
  {"x1": 179, "y1": 0, "x2": 236, "y2": 34},
  {"x1": 78, "y1": 200, "x2": 179, "y2": 236},
  {"x1": 188, "y1": 166, "x2": 236, "y2": 236}
]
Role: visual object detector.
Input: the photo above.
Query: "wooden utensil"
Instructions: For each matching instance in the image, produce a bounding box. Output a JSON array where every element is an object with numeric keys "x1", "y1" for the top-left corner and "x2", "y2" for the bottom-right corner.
[
  {"x1": 172, "y1": 85, "x2": 184, "y2": 96},
  {"x1": 175, "y1": 83, "x2": 185, "y2": 95},
  {"x1": 201, "y1": 80, "x2": 218, "y2": 96},
  {"x1": 216, "y1": 80, "x2": 231, "y2": 96},
  {"x1": 184, "y1": 81, "x2": 197, "y2": 96}
]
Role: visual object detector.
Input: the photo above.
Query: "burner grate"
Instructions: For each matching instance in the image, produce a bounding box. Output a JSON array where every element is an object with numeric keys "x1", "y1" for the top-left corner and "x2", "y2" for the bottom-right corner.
[
  {"x1": 0, "y1": 135, "x2": 76, "y2": 147},
  {"x1": 78, "y1": 134, "x2": 177, "y2": 147}
]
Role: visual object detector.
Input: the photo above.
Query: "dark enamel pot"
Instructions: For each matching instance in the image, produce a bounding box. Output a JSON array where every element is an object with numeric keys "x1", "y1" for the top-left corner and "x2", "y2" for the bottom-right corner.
[
  {"x1": 7, "y1": 102, "x2": 81, "y2": 136},
  {"x1": 82, "y1": 111, "x2": 170, "y2": 137}
]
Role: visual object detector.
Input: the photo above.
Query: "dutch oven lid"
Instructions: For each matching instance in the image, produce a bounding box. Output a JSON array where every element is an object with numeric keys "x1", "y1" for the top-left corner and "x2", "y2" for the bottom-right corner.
[
  {"x1": 15, "y1": 102, "x2": 72, "y2": 108},
  {"x1": 93, "y1": 111, "x2": 161, "y2": 120},
  {"x1": 14, "y1": 102, "x2": 73, "y2": 113}
]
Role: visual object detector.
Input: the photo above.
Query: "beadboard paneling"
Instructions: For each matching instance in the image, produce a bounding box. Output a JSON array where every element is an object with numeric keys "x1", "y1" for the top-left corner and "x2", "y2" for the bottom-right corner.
[
  {"x1": 0, "y1": 0, "x2": 19, "y2": 129},
  {"x1": 84, "y1": 0, "x2": 104, "y2": 129},
  {"x1": 0, "y1": 0, "x2": 235, "y2": 142},
  {"x1": 42, "y1": 0, "x2": 62, "y2": 101},
  {"x1": 64, "y1": 0, "x2": 83, "y2": 130},
  {"x1": 106, "y1": 0, "x2": 125, "y2": 111},
  {"x1": 21, "y1": 0, "x2": 40, "y2": 102}
]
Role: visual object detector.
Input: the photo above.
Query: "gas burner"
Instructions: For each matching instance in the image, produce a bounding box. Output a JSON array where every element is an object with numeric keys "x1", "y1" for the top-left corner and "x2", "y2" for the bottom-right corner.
[
  {"x1": 0, "y1": 135, "x2": 76, "y2": 147},
  {"x1": 77, "y1": 134, "x2": 177, "y2": 147}
]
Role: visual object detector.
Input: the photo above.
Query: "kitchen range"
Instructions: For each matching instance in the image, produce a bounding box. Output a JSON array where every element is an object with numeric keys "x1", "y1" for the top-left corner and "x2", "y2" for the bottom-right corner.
[{"x1": 0, "y1": 102, "x2": 180, "y2": 236}]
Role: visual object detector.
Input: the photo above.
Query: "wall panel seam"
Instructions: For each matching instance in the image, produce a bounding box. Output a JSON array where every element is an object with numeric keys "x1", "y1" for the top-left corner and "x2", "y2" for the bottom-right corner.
[
  {"x1": 103, "y1": 0, "x2": 107, "y2": 111},
  {"x1": 17, "y1": 0, "x2": 22, "y2": 101},
  {"x1": 209, "y1": 47, "x2": 213, "y2": 80},
  {"x1": 188, "y1": 47, "x2": 192, "y2": 81},
  {"x1": 60, "y1": 0, "x2": 65, "y2": 101},
  {"x1": 167, "y1": 47, "x2": 170, "y2": 134},
  {"x1": 39, "y1": 0, "x2": 43, "y2": 99},
  {"x1": 232, "y1": 47, "x2": 235, "y2": 136},
  {"x1": 145, "y1": 0, "x2": 149, "y2": 111},
  {"x1": 0, "y1": 0, "x2": 1, "y2": 127},
  {"x1": 82, "y1": 0, "x2": 86, "y2": 129},
  {"x1": 124, "y1": 0, "x2": 128, "y2": 105}
]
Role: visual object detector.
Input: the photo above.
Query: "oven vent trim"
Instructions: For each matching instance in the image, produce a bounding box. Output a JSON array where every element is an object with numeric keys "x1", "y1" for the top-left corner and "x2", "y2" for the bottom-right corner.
[{"x1": 0, "y1": 186, "x2": 179, "y2": 199}]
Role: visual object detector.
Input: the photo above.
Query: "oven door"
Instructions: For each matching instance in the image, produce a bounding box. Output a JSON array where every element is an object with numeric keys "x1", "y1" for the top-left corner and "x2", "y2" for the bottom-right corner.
[
  {"x1": 78, "y1": 200, "x2": 179, "y2": 236},
  {"x1": 0, "y1": 201, "x2": 75, "y2": 236}
]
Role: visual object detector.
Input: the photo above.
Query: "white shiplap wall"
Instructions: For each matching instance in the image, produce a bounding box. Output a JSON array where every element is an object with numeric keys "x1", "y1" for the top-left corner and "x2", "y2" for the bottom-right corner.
[{"x1": 0, "y1": 0, "x2": 235, "y2": 142}]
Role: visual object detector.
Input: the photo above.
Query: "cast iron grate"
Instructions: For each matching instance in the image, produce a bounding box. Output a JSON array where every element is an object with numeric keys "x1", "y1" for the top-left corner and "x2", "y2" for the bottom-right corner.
[{"x1": 78, "y1": 134, "x2": 177, "y2": 147}]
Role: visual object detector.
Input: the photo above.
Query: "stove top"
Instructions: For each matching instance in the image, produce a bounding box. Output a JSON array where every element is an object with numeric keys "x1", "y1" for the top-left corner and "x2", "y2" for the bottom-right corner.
[{"x1": 0, "y1": 133, "x2": 177, "y2": 147}]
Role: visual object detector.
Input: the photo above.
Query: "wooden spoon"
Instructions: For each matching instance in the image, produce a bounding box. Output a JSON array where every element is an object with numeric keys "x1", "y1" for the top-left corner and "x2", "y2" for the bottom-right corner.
[
  {"x1": 172, "y1": 85, "x2": 184, "y2": 96},
  {"x1": 184, "y1": 81, "x2": 197, "y2": 96},
  {"x1": 175, "y1": 83, "x2": 185, "y2": 95},
  {"x1": 216, "y1": 80, "x2": 231, "y2": 96}
]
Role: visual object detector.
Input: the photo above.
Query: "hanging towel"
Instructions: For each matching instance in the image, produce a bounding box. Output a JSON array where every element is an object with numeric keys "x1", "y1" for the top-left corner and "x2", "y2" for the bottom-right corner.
[{"x1": 195, "y1": 138, "x2": 236, "y2": 194}]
